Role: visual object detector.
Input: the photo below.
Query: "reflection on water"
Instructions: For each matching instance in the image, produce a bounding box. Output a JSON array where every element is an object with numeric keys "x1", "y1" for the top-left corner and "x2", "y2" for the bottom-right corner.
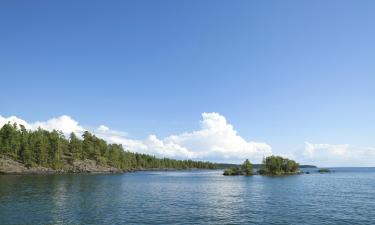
[{"x1": 1, "y1": 169, "x2": 375, "y2": 224}]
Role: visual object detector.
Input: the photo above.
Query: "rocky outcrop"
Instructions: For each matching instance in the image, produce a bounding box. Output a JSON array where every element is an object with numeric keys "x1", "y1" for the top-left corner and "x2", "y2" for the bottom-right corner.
[
  {"x1": 0, "y1": 156, "x2": 28, "y2": 174},
  {"x1": 0, "y1": 156, "x2": 123, "y2": 175},
  {"x1": 69, "y1": 159, "x2": 123, "y2": 173},
  {"x1": 0, "y1": 156, "x2": 57, "y2": 174}
]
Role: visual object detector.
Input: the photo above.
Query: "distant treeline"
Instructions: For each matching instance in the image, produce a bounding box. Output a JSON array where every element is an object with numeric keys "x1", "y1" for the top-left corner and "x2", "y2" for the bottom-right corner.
[{"x1": 0, "y1": 123, "x2": 216, "y2": 170}]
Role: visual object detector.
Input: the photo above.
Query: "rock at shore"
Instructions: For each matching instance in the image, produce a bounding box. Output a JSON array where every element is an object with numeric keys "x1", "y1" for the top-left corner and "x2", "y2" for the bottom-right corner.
[
  {"x1": 0, "y1": 156, "x2": 56, "y2": 174},
  {"x1": 69, "y1": 159, "x2": 122, "y2": 173},
  {"x1": 0, "y1": 156, "x2": 122, "y2": 175}
]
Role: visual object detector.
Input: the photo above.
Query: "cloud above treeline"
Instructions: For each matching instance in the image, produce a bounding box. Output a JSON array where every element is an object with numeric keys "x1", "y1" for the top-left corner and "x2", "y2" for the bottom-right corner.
[
  {"x1": 299, "y1": 142, "x2": 375, "y2": 167},
  {"x1": 0, "y1": 112, "x2": 272, "y2": 162},
  {"x1": 1, "y1": 113, "x2": 374, "y2": 165},
  {"x1": 0, "y1": 115, "x2": 84, "y2": 134}
]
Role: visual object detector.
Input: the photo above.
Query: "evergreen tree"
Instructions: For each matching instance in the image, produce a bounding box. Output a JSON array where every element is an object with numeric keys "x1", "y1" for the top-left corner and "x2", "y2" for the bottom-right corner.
[
  {"x1": 260, "y1": 155, "x2": 299, "y2": 175},
  {"x1": 69, "y1": 132, "x2": 82, "y2": 159},
  {"x1": 19, "y1": 125, "x2": 33, "y2": 166},
  {"x1": 33, "y1": 129, "x2": 49, "y2": 166},
  {"x1": 48, "y1": 130, "x2": 64, "y2": 169},
  {"x1": 242, "y1": 159, "x2": 253, "y2": 176}
]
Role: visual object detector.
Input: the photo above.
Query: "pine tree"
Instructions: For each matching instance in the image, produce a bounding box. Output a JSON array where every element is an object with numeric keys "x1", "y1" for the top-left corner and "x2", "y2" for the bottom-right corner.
[
  {"x1": 19, "y1": 125, "x2": 33, "y2": 166},
  {"x1": 69, "y1": 132, "x2": 82, "y2": 159},
  {"x1": 242, "y1": 159, "x2": 253, "y2": 176}
]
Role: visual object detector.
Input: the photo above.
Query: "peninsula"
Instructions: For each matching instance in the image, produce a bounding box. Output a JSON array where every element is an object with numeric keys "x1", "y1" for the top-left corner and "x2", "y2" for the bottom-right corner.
[{"x1": 0, "y1": 123, "x2": 216, "y2": 174}]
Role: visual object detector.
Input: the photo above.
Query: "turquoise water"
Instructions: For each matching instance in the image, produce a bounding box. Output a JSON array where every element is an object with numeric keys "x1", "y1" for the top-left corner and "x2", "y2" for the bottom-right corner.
[{"x1": 1, "y1": 168, "x2": 375, "y2": 224}]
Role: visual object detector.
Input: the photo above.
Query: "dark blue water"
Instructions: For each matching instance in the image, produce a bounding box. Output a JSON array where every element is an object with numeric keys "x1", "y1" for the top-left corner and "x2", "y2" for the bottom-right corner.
[{"x1": 1, "y1": 168, "x2": 375, "y2": 224}]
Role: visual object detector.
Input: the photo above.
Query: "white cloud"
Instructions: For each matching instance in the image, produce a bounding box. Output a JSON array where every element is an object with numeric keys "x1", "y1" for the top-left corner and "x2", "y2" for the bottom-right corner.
[
  {"x1": 97, "y1": 125, "x2": 109, "y2": 132},
  {"x1": 94, "y1": 112, "x2": 272, "y2": 162},
  {"x1": 299, "y1": 142, "x2": 375, "y2": 167},
  {"x1": 159, "y1": 112, "x2": 272, "y2": 161},
  {"x1": 304, "y1": 142, "x2": 349, "y2": 157},
  {"x1": 0, "y1": 113, "x2": 272, "y2": 163},
  {"x1": 0, "y1": 115, "x2": 83, "y2": 134},
  {"x1": 31, "y1": 115, "x2": 84, "y2": 134},
  {"x1": 0, "y1": 115, "x2": 32, "y2": 130}
]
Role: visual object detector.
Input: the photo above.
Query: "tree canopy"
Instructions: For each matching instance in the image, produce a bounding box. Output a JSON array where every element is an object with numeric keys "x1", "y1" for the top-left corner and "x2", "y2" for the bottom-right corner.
[
  {"x1": 259, "y1": 155, "x2": 300, "y2": 175},
  {"x1": 223, "y1": 159, "x2": 253, "y2": 176},
  {"x1": 242, "y1": 159, "x2": 253, "y2": 176},
  {"x1": 223, "y1": 156, "x2": 300, "y2": 176}
]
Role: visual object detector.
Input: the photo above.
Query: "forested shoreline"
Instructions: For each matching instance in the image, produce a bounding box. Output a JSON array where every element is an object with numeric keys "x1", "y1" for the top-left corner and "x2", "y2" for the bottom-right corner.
[{"x1": 0, "y1": 123, "x2": 216, "y2": 173}]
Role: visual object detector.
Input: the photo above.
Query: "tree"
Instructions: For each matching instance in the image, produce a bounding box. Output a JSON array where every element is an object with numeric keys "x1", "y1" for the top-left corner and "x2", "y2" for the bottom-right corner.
[
  {"x1": 33, "y1": 128, "x2": 49, "y2": 166},
  {"x1": 82, "y1": 131, "x2": 94, "y2": 159},
  {"x1": 260, "y1": 155, "x2": 300, "y2": 175},
  {"x1": 69, "y1": 132, "x2": 82, "y2": 159},
  {"x1": 0, "y1": 123, "x2": 20, "y2": 157},
  {"x1": 19, "y1": 125, "x2": 33, "y2": 166},
  {"x1": 48, "y1": 130, "x2": 64, "y2": 169},
  {"x1": 223, "y1": 167, "x2": 240, "y2": 176},
  {"x1": 242, "y1": 159, "x2": 253, "y2": 176}
]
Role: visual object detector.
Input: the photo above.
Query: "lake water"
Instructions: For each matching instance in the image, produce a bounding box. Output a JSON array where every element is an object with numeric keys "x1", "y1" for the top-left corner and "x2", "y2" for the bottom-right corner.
[{"x1": 1, "y1": 168, "x2": 375, "y2": 224}]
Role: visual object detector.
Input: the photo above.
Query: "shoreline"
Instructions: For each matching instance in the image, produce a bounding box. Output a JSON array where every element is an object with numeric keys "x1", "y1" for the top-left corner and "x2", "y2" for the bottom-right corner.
[
  {"x1": 0, "y1": 156, "x2": 215, "y2": 175},
  {"x1": 0, "y1": 168, "x2": 215, "y2": 176}
]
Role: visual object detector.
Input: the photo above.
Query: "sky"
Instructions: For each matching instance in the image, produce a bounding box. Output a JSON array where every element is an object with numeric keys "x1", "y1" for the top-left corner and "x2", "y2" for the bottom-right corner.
[{"x1": 1, "y1": 0, "x2": 374, "y2": 166}]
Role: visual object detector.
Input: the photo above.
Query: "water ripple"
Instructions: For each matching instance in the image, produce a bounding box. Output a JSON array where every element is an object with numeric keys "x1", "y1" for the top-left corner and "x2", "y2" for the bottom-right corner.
[{"x1": 1, "y1": 169, "x2": 375, "y2": 224}]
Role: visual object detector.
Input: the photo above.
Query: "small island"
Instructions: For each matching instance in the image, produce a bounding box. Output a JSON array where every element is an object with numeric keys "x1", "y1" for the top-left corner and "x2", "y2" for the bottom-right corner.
[
  {"x1": 318, "y1": 168, "x2": 331, "y2": 173},
  {"x1": 223, "y1": 155, "x2": 300, "y2": 176},
  {"x1": 223, "y1": 159, "x2": 253, "y2": 176}
]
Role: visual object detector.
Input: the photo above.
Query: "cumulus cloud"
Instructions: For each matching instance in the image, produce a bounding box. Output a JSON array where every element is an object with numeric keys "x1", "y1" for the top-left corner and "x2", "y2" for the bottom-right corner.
[
  {"x1": 304, "y1": 142, "x2": 349, "y2": 157},
  {"x1": 31, "y1": 115, "x2": 84, "y2": 134},
  {"x1": 94, "y1": 112, "x2": 272, "y2": 162},
  {"x1": 0, "y1": 115, "x2": 84, "y2": 134},
  {"x1": 299, "y1": 142, "x2": 375, "y2": 167},
  {"x1": 97, "y1": 125, "x2": 110, "y2": 132},
  {"x1": 0, "y1": 115, "x2": 32, "y2": 130},
  {"x1": 160, "y1": 112, "x2": 272, "y2": 160},
  {"x1": 0, "y1": 113, "x2": 272, "y2": 162}
]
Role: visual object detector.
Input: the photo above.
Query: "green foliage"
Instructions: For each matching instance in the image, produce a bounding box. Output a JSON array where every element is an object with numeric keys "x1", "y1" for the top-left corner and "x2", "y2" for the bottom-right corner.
[
  {"x1": 259, "y1": 155, "x2": 300, "y2": 175},
  {"x1": 318, "y1": 168, "x2": 330, "y2": 173},
  {"x1": 223, "y1": 167, "x2": 240, "y2": 176},
  {"x1": 242, "y1": 159, "x2": 253, "y2": 176},
  {"x1": 69, "y1": 132, "x2": 82, "y2": 159},
  {"x1": 223, "y1": 159, "x2": 254, "y2": 176},
  {"x1": 0, "y1": 123, "x2": 20, "y2": 157},
  {"x1": 0, "y1": 123, "x2": 217, "y2": 171},
  {"x1": 19, "y1": 125, "x2": 32, "y2": 167},
  {"x1": 33, "y1": 129, "x2": 49, "y2": 166}
]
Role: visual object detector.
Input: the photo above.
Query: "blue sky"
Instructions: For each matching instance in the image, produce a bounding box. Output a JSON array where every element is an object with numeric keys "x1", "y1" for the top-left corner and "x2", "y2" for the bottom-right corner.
[{"x1": 1, "y1": 0, "x2": 374, "y2": 166}]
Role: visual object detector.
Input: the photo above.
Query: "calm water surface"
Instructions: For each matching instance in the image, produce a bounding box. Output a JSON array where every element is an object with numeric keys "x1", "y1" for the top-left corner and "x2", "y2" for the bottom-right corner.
[{"x1": 1, "y1": 168, "x2": 375, "y2": 224}]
